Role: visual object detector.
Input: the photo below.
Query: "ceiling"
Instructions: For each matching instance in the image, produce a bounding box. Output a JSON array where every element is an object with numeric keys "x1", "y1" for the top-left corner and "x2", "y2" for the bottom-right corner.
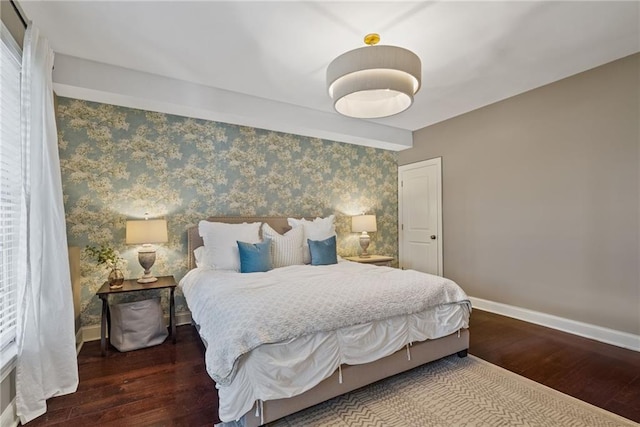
[{"x1": 19, "y1": 1, "x2": 640, "y2": 151}]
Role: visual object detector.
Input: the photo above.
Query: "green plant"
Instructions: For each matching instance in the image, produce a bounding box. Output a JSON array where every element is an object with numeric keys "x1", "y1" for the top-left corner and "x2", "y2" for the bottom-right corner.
[{"x1": 85, "y1": 245, "x2": 123, "y2": 269}]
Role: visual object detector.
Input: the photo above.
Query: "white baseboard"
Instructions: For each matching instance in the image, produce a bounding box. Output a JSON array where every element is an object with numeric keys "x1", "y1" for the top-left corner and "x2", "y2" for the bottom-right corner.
[
  {"x1": 81, "y1": 311, "x2": 193, "y2": 342},
  {"x1": 469, "y1": 296, "x2": 640, "y2": 352},
  {"x1": 0, "y1": 398, "x2": 18, "y2": 427}
]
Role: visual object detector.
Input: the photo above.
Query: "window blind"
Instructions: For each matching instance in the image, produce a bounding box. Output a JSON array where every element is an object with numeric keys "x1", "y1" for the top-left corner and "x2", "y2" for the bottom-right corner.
[{"x1": 0, "y1": 22, "x2": 22, "y2": 362}]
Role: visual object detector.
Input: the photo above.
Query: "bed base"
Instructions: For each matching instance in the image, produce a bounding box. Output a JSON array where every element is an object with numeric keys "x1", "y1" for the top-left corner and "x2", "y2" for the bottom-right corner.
[{"x1": 242, "y1": 329, "x2": 469, "y2": 427}]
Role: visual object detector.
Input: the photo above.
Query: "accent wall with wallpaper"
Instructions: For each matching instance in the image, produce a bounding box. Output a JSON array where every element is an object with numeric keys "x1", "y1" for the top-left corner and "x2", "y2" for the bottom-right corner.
[{"x1": 55, "y1": 97, "x2": 398, "y2": 329}]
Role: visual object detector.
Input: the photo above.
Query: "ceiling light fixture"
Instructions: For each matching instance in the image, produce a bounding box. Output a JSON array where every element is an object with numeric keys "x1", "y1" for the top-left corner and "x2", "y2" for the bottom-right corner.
[{"x1": 327, "y1": 33, "x2": 421, "y2": 119}]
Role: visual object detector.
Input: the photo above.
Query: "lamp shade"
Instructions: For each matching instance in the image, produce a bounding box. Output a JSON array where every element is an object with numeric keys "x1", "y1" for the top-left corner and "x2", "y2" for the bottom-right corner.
[
  {"x1": 327, "y1": 44, "x2": 421, "y2": 119},
  {"x1": 352, "y1": 215, "x2": 377, "y2": 233},
  {"x1": 125, "y1": 219, "x2": 168, "y2": 245}
]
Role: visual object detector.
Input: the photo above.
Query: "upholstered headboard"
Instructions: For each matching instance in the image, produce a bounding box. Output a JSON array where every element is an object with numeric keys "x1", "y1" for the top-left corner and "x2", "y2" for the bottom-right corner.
[{"x1": 186, "y1": 216, "x2": 294, "y2": 270}]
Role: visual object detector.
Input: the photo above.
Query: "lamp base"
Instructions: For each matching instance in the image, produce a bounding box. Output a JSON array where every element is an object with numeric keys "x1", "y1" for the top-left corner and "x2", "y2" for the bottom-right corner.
[
  {"x1": 137, "y1": 276, "x2": 158, "y2": 284},
  {"x1": 359, "y1": 232, "x2": 371, "y2": 258},
  {"x1": 137, "y1": 245, "x2": 158, "y2": 284}
]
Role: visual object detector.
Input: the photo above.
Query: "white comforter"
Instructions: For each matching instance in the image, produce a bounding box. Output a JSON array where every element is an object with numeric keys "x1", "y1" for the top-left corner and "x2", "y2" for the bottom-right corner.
[{"x1": 180, "y1": 261, "x2": 470, "y2": 386}]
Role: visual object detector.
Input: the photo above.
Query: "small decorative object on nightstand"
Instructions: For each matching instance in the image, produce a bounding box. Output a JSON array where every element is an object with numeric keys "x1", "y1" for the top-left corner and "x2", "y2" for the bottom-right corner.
[
  {"x1": 107, "y1": 268, "x2": 124, "y2": 289},
  {"x1": 352, "y1": 214, "x2": 377, "y2": 257},
  {"x1": 126, "y1": 216, "x2": 168, "y2": 283},
  {"x1": 85, "y1": 244, "x2": 125, "y2": 289},
  {"x1": 344, "y1": 255, "x2": 394, "y2": 267}
]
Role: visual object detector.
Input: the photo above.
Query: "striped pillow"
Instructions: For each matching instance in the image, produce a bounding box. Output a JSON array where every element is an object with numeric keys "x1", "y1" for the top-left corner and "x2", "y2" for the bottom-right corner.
[
  {"x1": 287, "y1": 215, "x2": 336, "y2": 264},
  {"x1": 262, "y1": 223, "x2": 304, "y2": 268}
]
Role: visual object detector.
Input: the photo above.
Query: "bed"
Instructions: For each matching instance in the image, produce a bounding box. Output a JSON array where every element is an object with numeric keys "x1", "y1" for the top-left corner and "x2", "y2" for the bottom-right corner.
[{"x1": 180, "y1": 216, "x2": 471, "y2": 427}]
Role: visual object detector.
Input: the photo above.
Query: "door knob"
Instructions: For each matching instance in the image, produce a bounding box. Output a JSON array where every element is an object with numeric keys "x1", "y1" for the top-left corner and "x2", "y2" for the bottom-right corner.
[{"x1": 430, "y1": 235, "x2": 436, "y2": 240}]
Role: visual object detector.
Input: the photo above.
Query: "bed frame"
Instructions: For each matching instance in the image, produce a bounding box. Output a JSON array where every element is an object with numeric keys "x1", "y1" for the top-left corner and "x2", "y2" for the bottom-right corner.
[{"x1": 187, "y1": 216, "x2": 469, "y2": 427}]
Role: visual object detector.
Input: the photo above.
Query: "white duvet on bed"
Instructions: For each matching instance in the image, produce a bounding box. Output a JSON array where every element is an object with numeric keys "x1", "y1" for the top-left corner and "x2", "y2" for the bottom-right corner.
[{"x1": 180, "y1": 261, "x2": 470, "y2": 423}]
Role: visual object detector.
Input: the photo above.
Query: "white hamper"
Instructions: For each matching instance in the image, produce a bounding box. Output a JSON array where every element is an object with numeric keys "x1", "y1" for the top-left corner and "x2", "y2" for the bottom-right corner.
[{"x1": 110, "y1": 297, "x2": 168, "y2": 351}]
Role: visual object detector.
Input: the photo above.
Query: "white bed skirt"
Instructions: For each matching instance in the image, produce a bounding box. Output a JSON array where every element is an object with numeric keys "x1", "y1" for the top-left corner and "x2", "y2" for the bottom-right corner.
[{"x1": 218, "y1": 303, "x2": 469, "y2": 422}]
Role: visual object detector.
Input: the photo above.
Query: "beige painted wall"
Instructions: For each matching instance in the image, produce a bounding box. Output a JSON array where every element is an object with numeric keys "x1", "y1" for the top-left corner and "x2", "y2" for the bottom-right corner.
[
  {"x1": 1, "y1": 0, "x2": 25, "y2": 46},
  {"x1": 69, "y1": 247, "x2": 82, "y2": 336},
  {"x1": 399, "y1": 53, "x2": 639, "y2": 335},
  {"x1": 0, "y1": 369, "x2": 15, "y2": 417}
]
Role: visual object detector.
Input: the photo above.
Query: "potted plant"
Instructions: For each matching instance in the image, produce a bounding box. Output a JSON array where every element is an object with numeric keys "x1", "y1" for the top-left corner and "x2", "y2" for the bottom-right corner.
[{"x1": 85, "y1": 244, "x2": 125, "y2": 288}]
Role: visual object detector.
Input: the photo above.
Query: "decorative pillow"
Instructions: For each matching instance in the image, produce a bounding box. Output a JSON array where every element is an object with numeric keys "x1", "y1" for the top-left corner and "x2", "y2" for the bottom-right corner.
[
  {"x1": 262, "y1": 223, "x2": 304, "y2": 268},
  {"x1": 287, "y1": 215, "x2": 336, "y2": 264},
  {"x1": 308, "y1": 236, "x2": 338, "y2": 266},
  {"x1": 237, "y1": 239, "x2": 272, "y2": 273},
  {"x1": 198, "y1": 221, "x2": 261, "y2": 271}
]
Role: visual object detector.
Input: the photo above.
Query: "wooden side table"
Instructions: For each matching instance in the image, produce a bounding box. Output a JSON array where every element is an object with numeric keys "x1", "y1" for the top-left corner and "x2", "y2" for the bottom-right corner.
[
  {"x1": 96, "y1": 275, "x2": 177, "y2": 356},
  {"x1": 344, "y1": 255, "x2": 394, "y2": 267}
]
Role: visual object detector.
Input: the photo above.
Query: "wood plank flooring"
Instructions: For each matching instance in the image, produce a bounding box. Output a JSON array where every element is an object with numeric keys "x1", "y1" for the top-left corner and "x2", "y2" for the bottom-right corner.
[
  {"x1": 26, "y1": 325, "x2": 219, "y2": 427},
  {"x1": 470, "y1": 309, "x2": 640, "y2": 423},
  {"x1": 25, "y1": 309, "x2": 640, "y2": 426}
]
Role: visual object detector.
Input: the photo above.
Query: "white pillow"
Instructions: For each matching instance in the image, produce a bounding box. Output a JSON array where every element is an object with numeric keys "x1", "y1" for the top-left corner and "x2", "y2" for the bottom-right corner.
[
  {"x1": 198, "y1": 221, "x2": 261, "y2": 271},
  {"x1": 262, "y1": 223, "x2": 304, "y2": 268},
  {"x1": 193, "y1": 246, "x2": 207, "y2": 268},
  {"x1": 287, "y1": 215, "x2": 336, "y2": 264}
]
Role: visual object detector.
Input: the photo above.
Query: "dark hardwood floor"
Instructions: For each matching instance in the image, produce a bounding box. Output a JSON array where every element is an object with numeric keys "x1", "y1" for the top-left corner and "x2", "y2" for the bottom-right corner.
[
  {"x1": 470, "y1": 309, "x2": 640, "y2": 423},
  {"x1": 26, "y1": 325, "x2": 219, "y2": 427},
  {"x1": 26, "y1": 309, "x2": 640, "y2": 426}
]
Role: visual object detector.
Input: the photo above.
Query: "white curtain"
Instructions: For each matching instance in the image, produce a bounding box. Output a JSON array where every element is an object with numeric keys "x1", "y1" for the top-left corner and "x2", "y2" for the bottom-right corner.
[{"x1": 16, "y1": 23, "x2": 79, "y2": 424}]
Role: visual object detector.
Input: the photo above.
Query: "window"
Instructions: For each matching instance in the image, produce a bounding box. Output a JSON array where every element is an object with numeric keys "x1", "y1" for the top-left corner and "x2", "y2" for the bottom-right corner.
[{"x1": 0, "y1": 21, "x2": 22, "y2": 370}]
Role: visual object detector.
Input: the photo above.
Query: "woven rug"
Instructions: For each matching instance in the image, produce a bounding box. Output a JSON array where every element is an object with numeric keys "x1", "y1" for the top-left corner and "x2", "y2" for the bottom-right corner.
[{"x1": 268, "y1": 355, "x2": 638, "y2": 427}]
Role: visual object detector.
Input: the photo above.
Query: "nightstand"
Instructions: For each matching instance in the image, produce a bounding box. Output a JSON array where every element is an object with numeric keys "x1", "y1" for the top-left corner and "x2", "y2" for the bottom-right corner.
[
  {"x1": 344, "y1": 255, "x2": 394, "y2": 267},
  {"x1": 96, "y1": 275, "x2": 177, "y2": 356}
]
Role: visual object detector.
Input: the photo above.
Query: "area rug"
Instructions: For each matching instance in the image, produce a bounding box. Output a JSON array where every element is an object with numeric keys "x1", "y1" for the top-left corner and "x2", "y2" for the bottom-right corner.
[{"x1": 268, "y1": 354, "x2": 638, "y2": 427}]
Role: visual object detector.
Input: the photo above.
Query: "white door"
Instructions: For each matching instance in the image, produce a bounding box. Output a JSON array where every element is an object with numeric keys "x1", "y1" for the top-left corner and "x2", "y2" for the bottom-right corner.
[{"x1": 398, "y1": 158, "x2": 443, "y2": 275}]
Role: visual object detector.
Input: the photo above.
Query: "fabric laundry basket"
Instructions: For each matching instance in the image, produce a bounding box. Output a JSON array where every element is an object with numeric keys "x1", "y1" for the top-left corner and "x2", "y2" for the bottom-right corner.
[{"x1": 110, "y1": 297, "x2": 168, "y2": 352}]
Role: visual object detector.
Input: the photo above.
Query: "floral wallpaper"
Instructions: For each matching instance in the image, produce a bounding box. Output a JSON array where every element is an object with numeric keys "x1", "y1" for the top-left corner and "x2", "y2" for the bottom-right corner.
[{"x1": 56, "y1": 97, "x2": 398, "y2": 328}]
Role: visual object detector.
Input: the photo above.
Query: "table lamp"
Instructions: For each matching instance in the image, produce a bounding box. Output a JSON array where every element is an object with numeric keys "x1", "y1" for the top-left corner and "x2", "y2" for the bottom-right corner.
[
  {"x1": 352, "y1": 214, "x2": 377, "y2": 258},
  {"x1": 126, "y1": 218, "x2": 168, "y2": 283}
]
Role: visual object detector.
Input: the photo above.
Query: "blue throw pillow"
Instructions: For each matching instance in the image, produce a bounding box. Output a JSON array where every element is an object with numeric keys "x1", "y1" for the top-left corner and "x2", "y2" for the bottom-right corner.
[
  {"x1": 237, "y1": 239, "x2": 272, "y2": 273},
  {"x1": 308, "y1": 236, "x2": 337, "y2": 266}
]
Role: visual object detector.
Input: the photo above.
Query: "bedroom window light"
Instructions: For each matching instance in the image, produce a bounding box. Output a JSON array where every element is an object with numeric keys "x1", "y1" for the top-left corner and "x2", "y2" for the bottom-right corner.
[{"x1": 0, "y1": 21, "x2": 23, "y2": 372}]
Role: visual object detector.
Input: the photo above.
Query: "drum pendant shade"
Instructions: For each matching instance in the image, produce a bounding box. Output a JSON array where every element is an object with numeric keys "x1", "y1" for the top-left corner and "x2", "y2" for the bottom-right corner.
[{"x1": 327, "y1": 43, "x2": 421, "y2": 119}]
